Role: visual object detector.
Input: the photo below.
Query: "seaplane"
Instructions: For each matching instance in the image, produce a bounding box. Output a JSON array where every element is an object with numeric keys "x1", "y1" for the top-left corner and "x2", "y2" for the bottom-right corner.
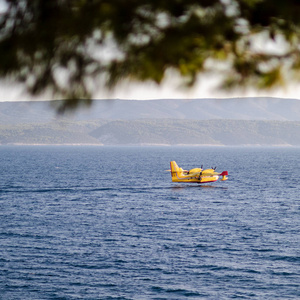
[{"x1": 169, "y1": 161, "x2": 228, "y2": 184}]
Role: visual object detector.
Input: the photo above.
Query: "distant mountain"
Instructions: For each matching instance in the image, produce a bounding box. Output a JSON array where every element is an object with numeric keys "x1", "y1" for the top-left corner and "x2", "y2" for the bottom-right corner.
[
  {"x1": 0, "y1": 120, "x2": 104, "y2": 145},
  {"x1": 1, "y1": 97, "x2": 300, "y2": 125},
  {"x1": 90, "y1": 119, "x2": 300, "y2": 146},
  {"x1": 1, "y1": 119, "x2": 300, "y2": 146},
  {"x1": 1, "y1": 98, "x2": 300, "y2": 146}
]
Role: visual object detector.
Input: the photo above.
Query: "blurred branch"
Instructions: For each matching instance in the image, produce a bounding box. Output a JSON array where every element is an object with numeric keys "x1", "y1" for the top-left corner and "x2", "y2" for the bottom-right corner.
[{"x1": 1, "y1": 0, "x2": 300, "y2": 111}]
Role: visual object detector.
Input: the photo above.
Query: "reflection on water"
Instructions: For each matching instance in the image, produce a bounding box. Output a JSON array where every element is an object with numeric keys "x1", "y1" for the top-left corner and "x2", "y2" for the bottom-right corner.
[{"x1": 171, "y1": 184, "x2": 228, "y2": 190}]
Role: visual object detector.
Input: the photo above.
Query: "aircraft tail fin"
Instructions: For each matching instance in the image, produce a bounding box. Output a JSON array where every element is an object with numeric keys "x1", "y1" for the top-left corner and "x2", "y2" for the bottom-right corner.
[{"x1": 170, "y1": 161, "x2": 181, "y2": 181}]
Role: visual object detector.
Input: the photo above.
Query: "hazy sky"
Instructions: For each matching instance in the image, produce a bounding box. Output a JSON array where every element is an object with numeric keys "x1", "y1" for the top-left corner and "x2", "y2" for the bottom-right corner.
[
  {"x1": 1, "y1": 72, "x2": 300, "y2": 102},
  {"x1": 103, "y1": 73, "x2": 300, "y2": 101}
]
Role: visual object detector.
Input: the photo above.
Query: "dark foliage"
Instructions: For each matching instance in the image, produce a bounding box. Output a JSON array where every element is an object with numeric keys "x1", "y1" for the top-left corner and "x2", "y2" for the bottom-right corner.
[{"x1": 1, "y1": 1, "x2": 300, "y2": 110}]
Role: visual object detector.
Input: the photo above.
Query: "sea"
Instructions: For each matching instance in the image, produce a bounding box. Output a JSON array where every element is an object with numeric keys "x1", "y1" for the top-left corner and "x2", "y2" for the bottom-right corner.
[{"x1": 0, "y1": 146, "x2": 299, "y2": 300}]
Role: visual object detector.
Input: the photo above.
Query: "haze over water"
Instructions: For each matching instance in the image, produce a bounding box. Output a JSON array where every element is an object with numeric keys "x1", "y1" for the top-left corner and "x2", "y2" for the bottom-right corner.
[{"x1": 1, "y1": 146, "x2": 299, "y2": 299}]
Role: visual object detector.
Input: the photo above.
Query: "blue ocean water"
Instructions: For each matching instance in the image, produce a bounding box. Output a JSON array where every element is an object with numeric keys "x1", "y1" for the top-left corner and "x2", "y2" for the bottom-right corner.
[{"x1": 0, "y1": 146, "x2": 299, "y2": 300}]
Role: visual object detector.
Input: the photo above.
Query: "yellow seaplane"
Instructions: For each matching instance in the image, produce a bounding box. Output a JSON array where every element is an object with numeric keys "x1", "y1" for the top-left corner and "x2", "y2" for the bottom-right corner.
[{"x1": 170, "y1": 161, "x2": 228, "y2": 184}]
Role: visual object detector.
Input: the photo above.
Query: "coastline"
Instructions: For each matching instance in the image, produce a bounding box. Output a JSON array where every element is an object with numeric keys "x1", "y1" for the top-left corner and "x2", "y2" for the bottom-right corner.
[{"x1": 0, "y1": 143, "x2": 296, "y2": 147}]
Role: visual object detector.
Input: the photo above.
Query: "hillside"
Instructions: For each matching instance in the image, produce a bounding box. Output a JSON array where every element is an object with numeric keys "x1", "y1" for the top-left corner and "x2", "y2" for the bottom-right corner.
[
  {"x1": 0, "y1": 120, "x2": 105, "y2": 145},
  {"x1": 1, "y1": 119, "x2": 300, "y2": 146},
  {"x1": 1, "y1": 97, "x2": 300, "y2": 125},
  {"x1": 1, "y1": 98, "x2": 300, "y2": 146},
  {"x1": 90, "y1": 120, "x2": 300, "y2": 146}
]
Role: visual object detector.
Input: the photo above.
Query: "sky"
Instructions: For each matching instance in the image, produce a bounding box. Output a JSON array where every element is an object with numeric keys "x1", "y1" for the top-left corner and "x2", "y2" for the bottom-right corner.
[
  {"x1": 1, "y1": 72, "x2": 300, "y2": 102},
  {"x1": 102, "y1": 73, "x2": 300, "y2": 101}
]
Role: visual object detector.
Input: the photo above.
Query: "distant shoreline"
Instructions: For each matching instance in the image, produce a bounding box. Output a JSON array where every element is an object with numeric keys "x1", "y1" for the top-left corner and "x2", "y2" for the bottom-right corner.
[{"x1": 0, "y1": 143, "x2": 296, "y2": 147}]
